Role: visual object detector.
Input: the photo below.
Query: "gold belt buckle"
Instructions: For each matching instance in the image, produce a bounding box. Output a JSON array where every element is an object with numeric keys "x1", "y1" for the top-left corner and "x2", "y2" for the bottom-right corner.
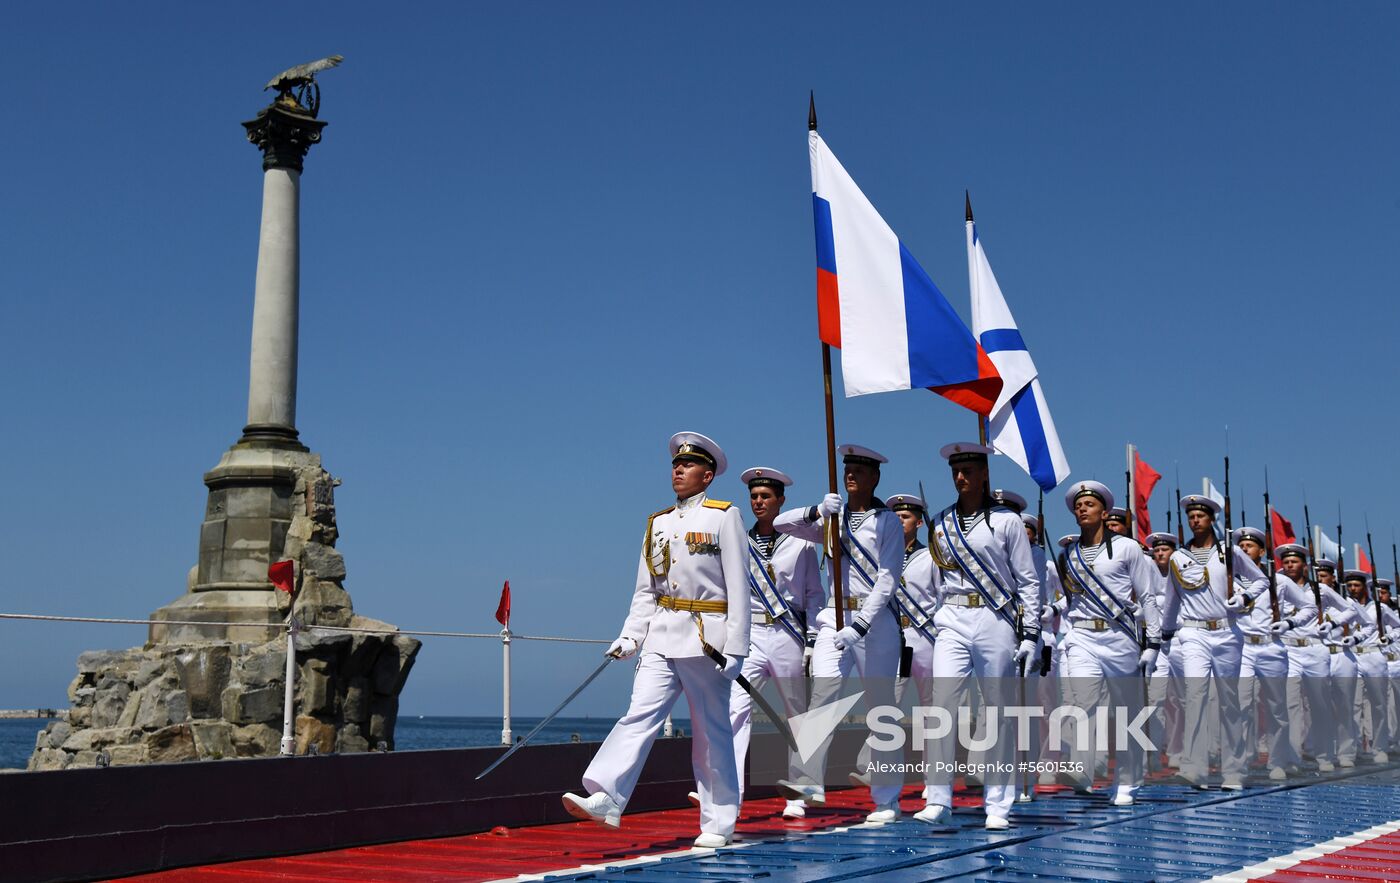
[
  {"x1": 967, "y1": 594, "x2": 982, "y2": 608},
  {"x1": 1206, "y1": 619, "x2": 1219, "y2": 630},
  {"x1": 900, "y1": 615, "x2": 911, "y2": 628},
  {"x1": 1093, "y1": 618, "x2": 1106, "y2": 631}
]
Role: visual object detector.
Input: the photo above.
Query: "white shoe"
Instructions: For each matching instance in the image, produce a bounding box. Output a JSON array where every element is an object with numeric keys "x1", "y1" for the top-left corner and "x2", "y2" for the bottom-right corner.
[
  {"x1": 687, "y1": 791, "x2": 701, "y2": 808},
  {"x1": 848, "y1": 771, "x2": 871, "y2": 788},
  {"x1": 914, "y1": 803, "x2": 952, "y2": 826},
  {"x1": 781, "y1": 800, "x2": 806, "y2": 819},
  {"x1": 1221, "y1": 777, "x2": 1244, "y2": 791},
  {"x1": 1375, "y1": 751, "x2": 1390, "y2": 764},
  {"x1": 776, "y1": 779, "x2": 825, "y2": 805},
  {"x1": 985, "y1": 815, "x2": 1010, "y2": 831},
  {"x1": 1317, "y1": 759, "x2": 1336, "y2": 772},
  {"x1": 1340, "y1": 757, "x2": 1356, "y2": 768},
  {"x1": 1268, "y1": 766, "x2": 1287, "y2": 781},
  {"x1": 693, "y1": 832, "x2": 729, "y2": 849},
  {"x1": 921, "y1": 785, "x2": 929, "y2": 800},
  {"x1": 865, "y1": 802, "x2": 900, "y2": 824},
  {"x1": 562, "y1": 792, "x2": 621, "y2": 828},
  {"x1": 1111, "y1": 787, "x2": 1134, "y2": 806}
]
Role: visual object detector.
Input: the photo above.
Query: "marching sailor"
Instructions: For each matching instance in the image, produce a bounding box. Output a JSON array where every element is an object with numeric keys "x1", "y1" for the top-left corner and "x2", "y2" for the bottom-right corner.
[
  {"x1": 1160, "y1": 494, "x2": 1268, "y2": 790},
  {"x1": 1058, "y1": 481, "x2": 1161, "y2": 805},
  {"x1": 1229, "y1": 531, "x2": 1316, "y2": 780},
  {"x1": 724, "y1": 467, "x2": 824, "y2": 819},
  {"x1": 1378, "y1": 580, "x2": 1400, "y2": 755},
  {"x1": 563, "y1": 432, "x2": 749, "y2": 848},
  {"x1": 1035, "y1": 534, "x2": 1077, "y2": 786},
  {"x1": 1145, "y1": 532, "x2": 1185, "y2": 769},
  {"x1": 1105, "y1": 507, "x2": 1133, "y2": 539},
  {"x1": 773, "y1": 444, "x2": 905, "y2": 823},
  {"x1": 921, "y1": 443, "x2": 1041, "y2": 830},
  {"x1": 1315, "y1": 559, "x2": 1363, "y2": 769},
  {"x1": 1344, "y1": 571, "x2": 1393, "y2": 763},
  {"x1": 1276, "y1": 545, "x2": 1338, "y2": 772}
]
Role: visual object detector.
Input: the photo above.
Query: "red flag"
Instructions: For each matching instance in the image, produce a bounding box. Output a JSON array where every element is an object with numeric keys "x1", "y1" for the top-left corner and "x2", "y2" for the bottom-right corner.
[
  {"x1": 268, "y1": 560, "x2": 296, "y2": 594},
  {"x1": 1358, "y1": 547, "x2": 1373, "y2": 575},
  {"x1": 1269, "y1": 508, "x2": 1297, "y2": 547},
  {"x1": 494, "y1": 580, "x2": 511, "y2": 627},
  {"x1": 1133, "y1": 451, "x2": 1161, "y2": 544}
]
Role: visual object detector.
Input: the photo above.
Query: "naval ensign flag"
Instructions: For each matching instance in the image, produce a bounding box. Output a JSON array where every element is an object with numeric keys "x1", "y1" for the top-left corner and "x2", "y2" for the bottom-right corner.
[{"x1": 966, "y1": 212, "x2": 1070, "y2": 492}]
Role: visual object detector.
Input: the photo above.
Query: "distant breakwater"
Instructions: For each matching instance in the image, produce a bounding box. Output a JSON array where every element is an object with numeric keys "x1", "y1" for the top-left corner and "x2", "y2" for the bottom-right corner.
[{"x1": 0, "y1": 710, "x2": 63, "y2": 720}]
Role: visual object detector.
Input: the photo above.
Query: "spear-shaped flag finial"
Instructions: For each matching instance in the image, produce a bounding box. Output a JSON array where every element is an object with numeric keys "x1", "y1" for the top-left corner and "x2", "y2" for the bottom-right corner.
[
  {"x1": 965, "y1": 190, "x2": 974, "y2": 223},
  {"x1": 808, "y1": 91, "x2": 818, "y2": 131}
]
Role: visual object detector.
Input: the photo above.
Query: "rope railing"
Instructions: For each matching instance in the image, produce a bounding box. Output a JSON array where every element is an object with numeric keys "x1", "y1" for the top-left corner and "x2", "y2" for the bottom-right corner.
[{"x1": 1, "y1": 610, "x2": 623, "y2": 749}]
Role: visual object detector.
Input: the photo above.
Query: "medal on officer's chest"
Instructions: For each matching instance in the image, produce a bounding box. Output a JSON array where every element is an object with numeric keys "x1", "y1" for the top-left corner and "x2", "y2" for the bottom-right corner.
[{"x1": 685, "y1": 532, "x2": 719, "y2": 555}]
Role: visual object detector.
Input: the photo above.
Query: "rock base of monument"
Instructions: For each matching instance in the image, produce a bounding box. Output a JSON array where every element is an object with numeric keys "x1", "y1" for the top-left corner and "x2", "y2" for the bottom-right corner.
[{"x1": 28, "y1": 619, "x2": 419, "y2": 770}]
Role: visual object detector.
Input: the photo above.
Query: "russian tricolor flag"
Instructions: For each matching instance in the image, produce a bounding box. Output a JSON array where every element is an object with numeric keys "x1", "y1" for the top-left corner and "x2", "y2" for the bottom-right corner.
[{"x1": 810, "y1": 131, "x2": 1002, "y2": 413}]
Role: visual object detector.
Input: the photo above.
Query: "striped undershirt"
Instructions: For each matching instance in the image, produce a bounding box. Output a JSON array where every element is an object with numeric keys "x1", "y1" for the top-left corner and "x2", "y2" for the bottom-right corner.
[
  {"x1": 1080, "y1": 543, "x2": 1104, "y2": 565},
  {"x1": 849, "y1": 511, "x2": 873, "y2": 531},
  {"x1": 752, "y1": 533, "x2": 776, "y2": 557},
  {"x1": 1187, "y1": 545, "x2": 1215, "y2": 566}
]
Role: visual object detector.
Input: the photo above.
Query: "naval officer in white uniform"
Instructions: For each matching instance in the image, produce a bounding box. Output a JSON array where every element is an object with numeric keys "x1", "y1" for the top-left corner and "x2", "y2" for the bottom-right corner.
[
  {"x1": 563, "y1": 432, "x2": 750, "y2": 848},
  {"x1": 921, "y1": 442, "x2": 1041, "y2": 830},
  {"x1": 773, "y1": 444, "x2": 905, "y2": 823},
  {"x1": 727, "y1": 466, "x2": 824, "y2": 819},
  {"x1": 1161, "y1": 494, "x2": 1268, "y2": 790},
  {"x1": 1057, "y1": 481, "x2": 1160, "y2": 805}
]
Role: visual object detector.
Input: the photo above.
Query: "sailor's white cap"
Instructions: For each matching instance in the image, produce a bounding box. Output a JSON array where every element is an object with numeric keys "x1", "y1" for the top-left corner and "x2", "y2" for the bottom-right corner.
[
  {"x1": 1058, "y1": 533, "x2": 1077, "y2": 549},
  {"x1": 1021, "y1": 512, "x2": 1041, "y2": 531},
  {"x1": 1344, "y1": 569, "x2": 1371, "y2": 584},
  {"x1": 1316, "y1": 557, "x2": 1337, "y2": 571},
  {"x1": 669, "y1": 431, "x2": 727, "y2": 477},
  {"x1": 1146, "y1": 532, "x2": 1178, "y2": 549},
  {"x1": 1106, "y1": 507, "x2": 1130, "y2": 523},
  {"x1": 1275, "y1": 543, "x2": 1308, "y2": 561},
  {"x1": 940, "y1": 442, "x2": 994, "y2": 465},
  {"x1": 740, "y1": 467, "x2": 792, "y2": 489},
  {"x1": 885, "y1": 493, "x2": 925, "y2": 513},
  {"x1": 1379, "y1": 578, "x2": 1394, "y2": 589},
  {"x1": 1181, "y1": 494, "x2": 1221, "y2": 517},
  {"x1": 993, "y1": 489, "x2": 1027, "y2": 513},
  {"x1": 1232, "y1": 526, "x2": 1266, "y2": 546},
  {"x1": 839, "y1": 443, "x2": 888, "y2": 467},
  {"x1": 1066, "y1": 480, "x2": 1114, "y2": 512}
]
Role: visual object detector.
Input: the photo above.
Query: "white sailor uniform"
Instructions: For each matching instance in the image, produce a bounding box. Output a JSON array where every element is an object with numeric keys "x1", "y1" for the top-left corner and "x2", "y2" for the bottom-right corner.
[
  {"x1": 729, "y1": 526, "x2": 824, "y2": 794},
  {"x1": 1281, "y1": 579, "x2": 1336, "y2": 765},
  {"x1": 774, "y1": 500, "x2": 904, "y2": 807},
  {"x1": 1148, "y1": 560, "x2": 1185, "y2": 762},
  {"x1": 1351, "y1": 600, "x2": 1394, "y2": 758},
  {"x1": 1323, "y1": 596, "x2": 1363, "y2": 764},
  {"x1": 1060, "y1": 533, "x2": 1161, "y2": 799},
  {"x1": 1235, "y1": 572, "x2": 1316, "y2": 773},
  {"x1": 1161, "y1": 541, "x2": 1268, "y2": 784},
  {"x1": 581, "y1": 491, "x2": 750, "y2": 837},
  {"x1": 925, "y1": 503, "x2": 1041, "y2": 820}
]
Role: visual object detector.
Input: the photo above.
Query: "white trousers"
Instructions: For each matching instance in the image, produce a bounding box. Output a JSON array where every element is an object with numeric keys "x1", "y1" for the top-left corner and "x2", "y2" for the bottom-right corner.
[
  {"x1": 1239, "y1": 639, "x2": 1293, "y2": 769},
  {"x1": 583, "y1": 652, "x2": 740, "y2": 836},
  {"x1": 730, "y1": 623, "x2": 807, "y2": 794},
  {"x1": 926, "y1": 605, "x2": 1019, "y2": 820},
  {"x1": 800, "y1": 605, "x2": 902, "y2": 805},
  {"x1": 1061, "y1": 627, "x2": 1144, "y2": 795},
  {"x1": 1327, "y1": 649, "x2": 1359, "y2": 763},
  {"x1": 1285, "y1": 644, "x2": 1334, "y2": 762},
  {"x1": 1148, "y1": 641, "x2": 1183, "y2": 757},
  {"x1": 1388, "y1": 658, "x2": 1400, "y2": 751},
  {"x1": 1175, "y1": 625, "x2": 1246, "y2": 780},
  {"x1": 1355, "y1": 650, "x2": 1391, "y2": 755}
]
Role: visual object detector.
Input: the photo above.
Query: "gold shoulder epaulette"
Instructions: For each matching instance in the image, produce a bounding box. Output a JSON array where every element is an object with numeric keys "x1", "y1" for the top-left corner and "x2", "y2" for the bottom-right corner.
[
  {"x1": 651, "y1": 505, "x2": 676, "y2": 519},
  {"x1": 702, "y1": 499, "x2": 732, "y2": 510}
]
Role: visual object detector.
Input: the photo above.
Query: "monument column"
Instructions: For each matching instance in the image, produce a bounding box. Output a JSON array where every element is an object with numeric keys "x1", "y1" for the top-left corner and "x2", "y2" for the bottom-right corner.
[{"x1": 240, "y1": 101, "x2": 325, "y2": 447}]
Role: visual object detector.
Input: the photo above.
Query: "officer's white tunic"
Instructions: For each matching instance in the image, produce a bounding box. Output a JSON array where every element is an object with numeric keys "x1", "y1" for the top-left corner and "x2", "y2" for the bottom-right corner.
[
  {"x1": 729, "y1": 526, "x2": 824, "y2": 793},
  {"x1": 775, "y1": 500, "x2": 904, "y2": 806},
  {"x1": 1236, "y1": 572, "x2": 1316, "y2": 771},
  {"x1": 582, "y1": 491, "x2": 750, "y2": 837},
  {"x1": 925, "y1": 503, "x2": 1041, "y2": 820},
  {"x1": 1161, "y1": 541, "x2": 1268, "y2": 782},
  {"x1": 1060, "y1": 534, "x2": 1160, "y2": 796}
]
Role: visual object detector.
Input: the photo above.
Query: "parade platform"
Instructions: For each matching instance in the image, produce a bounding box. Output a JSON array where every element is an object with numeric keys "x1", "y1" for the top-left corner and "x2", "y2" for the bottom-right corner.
[{"x1": 117, "y1": 764, "x2": 1400, "y2": 882}]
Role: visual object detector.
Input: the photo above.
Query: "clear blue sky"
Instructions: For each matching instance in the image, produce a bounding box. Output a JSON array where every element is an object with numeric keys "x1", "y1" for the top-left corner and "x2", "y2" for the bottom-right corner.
[{"x1": 1, "y1": 3, "x2": 1397, "y2": 717}]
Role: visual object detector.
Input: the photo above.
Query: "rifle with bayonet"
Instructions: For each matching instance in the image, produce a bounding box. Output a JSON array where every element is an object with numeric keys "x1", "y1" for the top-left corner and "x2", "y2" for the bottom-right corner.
[
  {"x1": 1223, "y1": 452, "x2": 1236, "y2": 601},
  {"x1": 1303, "y1": 501, "x2": 1325, "y2": 625},
  {"x1": 1262, "y1": 469, "x2": 1281, "y2": 622},
  {"x1": 1367, "y1": 518, "x2": 1386, "y2": 641},
  {"x1": 1174, "y1": 465, "x2": 1185, "y2": 545}
]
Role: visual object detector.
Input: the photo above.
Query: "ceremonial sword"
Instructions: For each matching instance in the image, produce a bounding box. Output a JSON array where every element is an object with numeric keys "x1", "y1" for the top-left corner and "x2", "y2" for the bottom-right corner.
[
  {"x1": 701, "y1": 644, "x2": 799, "y2": 753},
  {"x1": 475, "y1": 654, "x2": 616, "y2": 780}
]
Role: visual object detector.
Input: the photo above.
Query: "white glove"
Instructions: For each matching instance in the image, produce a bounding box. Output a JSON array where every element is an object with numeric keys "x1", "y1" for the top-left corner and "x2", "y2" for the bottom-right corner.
[
  {"x1": 833, "y1": 625, "x2": 862, "y2": 652},
  {"x1": 1321, "y1": 620, "x2": 1338, "y2": 638},
  {"x1": 606, "y1": 636, "x2": 638, "y2": 659},
  {"x1": 1039, "y1": 629, "x2": 1057, "y2": 651},
  {"x1": 1224, "y1": 594, "x2": 1246, "y2": 611},
  {"x1": 721, "y1": 655, "x2": 744, "y2": 680},
  {"x1": 802, "y1": 646, "x2": 813, "y2": 676},
  {"x1": 1381, "y1": 635, "x2": 1392, "y2": 646},
  {"x1": 1053, "y1": 598, "x2": 1068, "y2": 616},
  {"x1": 1341, "y1": 634, "x2": 1357, "y2": 647},
  {"x1": 818, "y1": 493, "x2": 842, "y2": 518},
  {"x1": 1269, "y1": 619, "x2": 1292, "y2": 634},
  {"x1": 1138, "y1": 648, "x2": 1158, "y2": 674},
  {"x1": 1013, "y1": 639, "x2": 1036, "y2": 665}
]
